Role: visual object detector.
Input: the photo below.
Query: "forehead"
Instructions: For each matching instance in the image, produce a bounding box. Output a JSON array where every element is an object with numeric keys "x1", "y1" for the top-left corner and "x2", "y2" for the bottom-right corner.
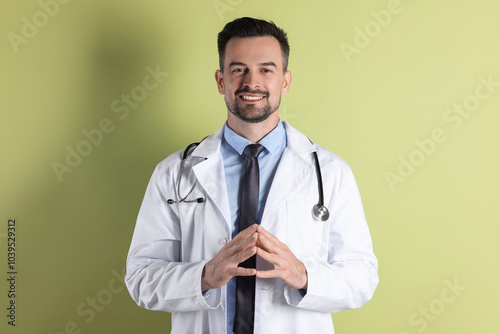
[{"x1": 224, "y1": 36, "x2": 283, "y2": 68}]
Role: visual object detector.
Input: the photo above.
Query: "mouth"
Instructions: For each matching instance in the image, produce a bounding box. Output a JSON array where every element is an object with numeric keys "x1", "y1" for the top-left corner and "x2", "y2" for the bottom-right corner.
[{"x1": 238, "y1": 94, "x2": 266, "y2": 103}]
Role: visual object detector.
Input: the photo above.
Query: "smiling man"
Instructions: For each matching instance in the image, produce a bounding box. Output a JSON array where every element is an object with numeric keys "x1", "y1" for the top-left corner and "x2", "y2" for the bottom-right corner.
[
  {"x1": 126, "y1": 17, "x2": 378, "y2": 334},
  {"x1": 217, "y1": 35, "x2": 290, "y2": 128}
]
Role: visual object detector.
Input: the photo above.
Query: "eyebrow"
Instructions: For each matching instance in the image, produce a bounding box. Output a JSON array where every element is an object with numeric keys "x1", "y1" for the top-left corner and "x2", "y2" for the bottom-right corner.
[
  {"x1": 228, "y1": 61, "x2": 278, "y2": 68},
  {"x1": 258, "y1": 62, "x2": 277, "y2": 68}
]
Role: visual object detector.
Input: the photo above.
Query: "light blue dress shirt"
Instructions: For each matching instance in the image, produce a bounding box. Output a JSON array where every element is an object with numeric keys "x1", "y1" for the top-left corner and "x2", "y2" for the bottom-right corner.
[{"x1": 220, "y1": 120, "x2": 287, "y2": 334}]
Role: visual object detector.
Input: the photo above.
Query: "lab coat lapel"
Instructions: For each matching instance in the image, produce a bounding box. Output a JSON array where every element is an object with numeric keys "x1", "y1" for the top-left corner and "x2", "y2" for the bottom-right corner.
[
  {"x1": 192, "y1": 155, "x2": 231, "y2": 228},
  {"x1": 191, "y1": 127, "x2": 232, "y2": 230},
  {"x1": 261, "y1": 122, "x2": 316, "y2": 222}
]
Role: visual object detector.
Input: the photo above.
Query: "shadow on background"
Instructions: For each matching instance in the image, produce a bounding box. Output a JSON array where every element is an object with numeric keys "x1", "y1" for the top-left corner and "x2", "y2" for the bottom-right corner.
[{"x1": 4, "y1": 2, "x2": 178, "y2": 333}]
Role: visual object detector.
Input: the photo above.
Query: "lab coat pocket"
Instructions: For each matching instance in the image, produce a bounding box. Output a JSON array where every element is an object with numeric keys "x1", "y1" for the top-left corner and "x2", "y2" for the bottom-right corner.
[{"x1": 286, "y1": 193, "x2": 328, "y2": 263}]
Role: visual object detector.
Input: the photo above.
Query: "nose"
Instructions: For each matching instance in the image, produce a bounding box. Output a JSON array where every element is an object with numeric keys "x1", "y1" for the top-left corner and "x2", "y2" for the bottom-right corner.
[{"x1": 242, "y1": 70, "x2": 260, "y2": 90}]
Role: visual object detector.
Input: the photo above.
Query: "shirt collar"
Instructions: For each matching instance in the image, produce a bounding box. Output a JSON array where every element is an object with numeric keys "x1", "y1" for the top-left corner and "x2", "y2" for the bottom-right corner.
[{"x1": 223, "y1": 120, "x2": 286, "y2": 156}]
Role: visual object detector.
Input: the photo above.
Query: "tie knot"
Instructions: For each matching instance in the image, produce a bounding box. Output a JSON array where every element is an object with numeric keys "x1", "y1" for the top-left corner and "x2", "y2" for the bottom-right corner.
[{"x1": 243, "y1": 143, "x2": 265, "y2": 159}]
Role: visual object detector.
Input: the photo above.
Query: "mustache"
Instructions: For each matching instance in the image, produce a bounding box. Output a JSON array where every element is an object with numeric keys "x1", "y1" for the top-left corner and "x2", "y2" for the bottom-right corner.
[{"x1": 235, "y1": 88, "x2": 269, "y2": 97}]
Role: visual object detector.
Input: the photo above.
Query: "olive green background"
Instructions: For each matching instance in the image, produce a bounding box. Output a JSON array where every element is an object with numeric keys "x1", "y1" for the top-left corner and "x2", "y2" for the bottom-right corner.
[{"x1": 1, "y1": 0, "x2": 499, "y2": 333}]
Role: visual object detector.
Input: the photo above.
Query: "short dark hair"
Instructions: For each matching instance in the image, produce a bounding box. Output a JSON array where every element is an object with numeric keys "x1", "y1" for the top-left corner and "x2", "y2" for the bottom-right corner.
[{"x1": 217, "y1": 17, "x2": 290, "y2": 71}]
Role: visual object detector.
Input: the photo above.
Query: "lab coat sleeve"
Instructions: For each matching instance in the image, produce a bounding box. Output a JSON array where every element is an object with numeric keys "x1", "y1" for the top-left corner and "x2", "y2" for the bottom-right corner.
[
  {"x1": 284, "y1": 159, "x2": 378, "y2": 312},
  {"x1": 125, "y1": 162, "x2": 221, "y2": 312}
]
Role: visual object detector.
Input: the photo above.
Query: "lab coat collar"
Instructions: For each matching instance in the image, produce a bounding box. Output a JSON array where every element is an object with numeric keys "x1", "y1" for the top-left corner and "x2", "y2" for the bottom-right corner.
[
  {"x1": 190, "y1": 126, "x2": 224, "y2": 159},
  {"x1": 262, "y1": 122, "x2": 318, "y2": 222},
  {"x1": 189, "y1": 121, "x2": 316, "y2": 157},
  {"x1": 282, "y1": 121, "x2": 317, "y2": 155},
  {"x1": 261, "y1": 122, "x2": 316, "y2": 222},
  {"x1": 190, "y1": 126, "x2": 231, "y2": 230}
]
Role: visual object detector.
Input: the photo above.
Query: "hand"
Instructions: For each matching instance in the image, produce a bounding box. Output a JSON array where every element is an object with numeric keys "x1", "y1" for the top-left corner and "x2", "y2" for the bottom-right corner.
[
  {"x1": 201, "y1": 224, "x2": 258, "y2": 291},
  {"x1": 255, "y1": 225, "x2": 308, "y2": 290}
]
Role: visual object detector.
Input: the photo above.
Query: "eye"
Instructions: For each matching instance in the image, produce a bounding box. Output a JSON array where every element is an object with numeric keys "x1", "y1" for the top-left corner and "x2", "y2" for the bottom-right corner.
[
  {"x1": 232, "y1": 68, "x2": 246, "y2": 74},
  {"x1": 260, "y1": 67, "x2": 274, "y2": 74}
]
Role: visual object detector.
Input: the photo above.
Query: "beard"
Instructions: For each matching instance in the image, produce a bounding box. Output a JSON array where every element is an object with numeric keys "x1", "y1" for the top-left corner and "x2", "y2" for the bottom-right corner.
[{"x1": 226, "y1": 88, "x2": 281, "y2": 124}]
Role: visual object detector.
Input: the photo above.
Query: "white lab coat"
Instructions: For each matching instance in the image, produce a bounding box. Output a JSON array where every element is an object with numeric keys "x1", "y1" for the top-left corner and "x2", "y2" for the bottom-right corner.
[{"x1": 125, "y1": 122, "x2": 378, "y2": 334}]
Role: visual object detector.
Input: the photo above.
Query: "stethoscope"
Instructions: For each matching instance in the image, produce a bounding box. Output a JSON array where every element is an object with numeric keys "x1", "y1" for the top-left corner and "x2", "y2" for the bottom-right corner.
[{"x1": 167, "y1": 140, "x2": 330, "y2": 222}]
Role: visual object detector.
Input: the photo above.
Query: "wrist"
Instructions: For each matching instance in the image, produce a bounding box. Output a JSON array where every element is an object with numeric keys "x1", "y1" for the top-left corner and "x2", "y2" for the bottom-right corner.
[
  {"x1": 201, "y1": 262, "x2": 213, "y2": 291},
  {"x1": 300, "y1": 264, "x2": 308, "y2": 290}
]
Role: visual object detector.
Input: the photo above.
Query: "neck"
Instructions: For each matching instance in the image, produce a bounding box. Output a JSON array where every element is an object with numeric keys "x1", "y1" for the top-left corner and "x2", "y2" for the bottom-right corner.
[{"x1": 227, "y1": 113, "x2": 279, "y2": 143}]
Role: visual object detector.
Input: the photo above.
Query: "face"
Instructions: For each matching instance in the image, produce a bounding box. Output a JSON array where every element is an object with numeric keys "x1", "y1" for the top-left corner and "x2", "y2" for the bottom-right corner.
[{"x1": 216, "y1": 36, "x2": 291, "y2": 124}]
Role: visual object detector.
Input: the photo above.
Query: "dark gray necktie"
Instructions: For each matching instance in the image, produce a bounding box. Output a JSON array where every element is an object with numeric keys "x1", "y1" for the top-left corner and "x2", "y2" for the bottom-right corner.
[{"x1": 234, "y1": 143, "x2": 264, "y2": 334}]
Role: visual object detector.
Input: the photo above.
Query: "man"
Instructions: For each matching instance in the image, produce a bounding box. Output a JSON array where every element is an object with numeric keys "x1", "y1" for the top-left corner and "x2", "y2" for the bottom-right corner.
[{"x1": 125, "y1": 17, "x2": 378, "y2": 334}]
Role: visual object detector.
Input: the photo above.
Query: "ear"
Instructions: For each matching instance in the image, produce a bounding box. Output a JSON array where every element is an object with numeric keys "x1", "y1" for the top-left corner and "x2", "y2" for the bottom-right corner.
[
  {"x1": 215, "y1": 70, "x2": 225, "y2": 95},
  {"x1": 281, "y1": 70, "x2": 292, "y2": 95}
]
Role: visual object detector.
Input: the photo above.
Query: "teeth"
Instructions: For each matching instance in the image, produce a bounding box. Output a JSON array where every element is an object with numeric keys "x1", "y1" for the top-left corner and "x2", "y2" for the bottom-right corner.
[{"x1": 242, "y1": 96, "x2": 264, "y2": 100}]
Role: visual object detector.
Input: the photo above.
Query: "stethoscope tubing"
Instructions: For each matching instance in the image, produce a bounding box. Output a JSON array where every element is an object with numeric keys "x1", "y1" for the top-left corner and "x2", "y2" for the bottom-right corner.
[{"x1": 168, "y1": 140, "x2": 330, "y2": 221}]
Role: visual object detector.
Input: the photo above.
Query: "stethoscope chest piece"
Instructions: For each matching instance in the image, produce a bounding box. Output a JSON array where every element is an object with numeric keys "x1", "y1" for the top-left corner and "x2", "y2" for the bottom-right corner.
[{"x1": 312, "y1": 204, "x2": 330, "y2": 222}]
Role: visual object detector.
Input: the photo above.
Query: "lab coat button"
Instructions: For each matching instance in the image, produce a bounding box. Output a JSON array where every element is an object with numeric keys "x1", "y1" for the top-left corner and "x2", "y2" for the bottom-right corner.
[{"x1": 220, "y1": 237, "x2": 229, "y2": 245}]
